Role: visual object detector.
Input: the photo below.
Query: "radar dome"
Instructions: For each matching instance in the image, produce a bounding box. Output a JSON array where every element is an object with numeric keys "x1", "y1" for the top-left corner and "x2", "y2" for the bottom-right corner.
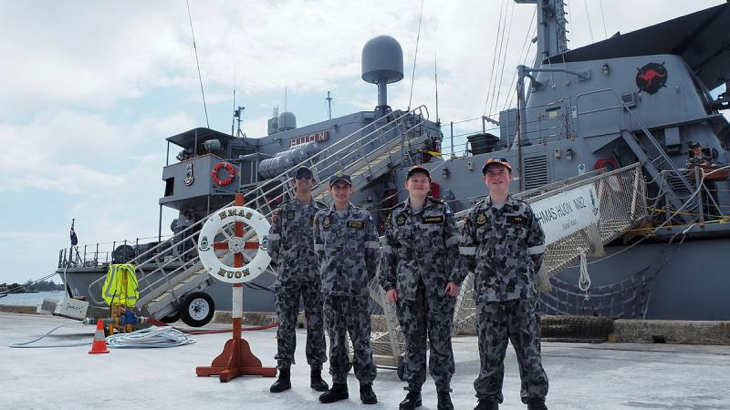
[
  {"x1": 362, "y1": 36, "x2": 404, "y2": 84},
  {"x1": 277, "y1": 111, "x2": 297, "y2": 132}
]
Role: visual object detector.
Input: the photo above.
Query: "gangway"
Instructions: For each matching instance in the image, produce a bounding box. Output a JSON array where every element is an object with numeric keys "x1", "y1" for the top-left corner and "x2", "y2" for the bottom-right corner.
[{"x1": 86, "y1": 106, "x2": 436, "y2": 324}]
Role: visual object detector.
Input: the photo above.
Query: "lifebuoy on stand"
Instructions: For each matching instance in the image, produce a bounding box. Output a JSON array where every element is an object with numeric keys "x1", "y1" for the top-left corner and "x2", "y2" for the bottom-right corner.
[{"x1": 211, "y1": 162, "x2": 236, "y2": 186}]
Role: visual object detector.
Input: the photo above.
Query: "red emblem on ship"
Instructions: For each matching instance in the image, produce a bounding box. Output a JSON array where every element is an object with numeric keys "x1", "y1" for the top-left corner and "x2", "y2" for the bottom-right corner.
[{"x1": 636, "y1": 62, "x2": 668, "y2": 95}]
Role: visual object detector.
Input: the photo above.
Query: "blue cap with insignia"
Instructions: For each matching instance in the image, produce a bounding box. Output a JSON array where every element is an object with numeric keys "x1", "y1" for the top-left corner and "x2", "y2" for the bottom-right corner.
[{"x1": 329, "y1": 172, "x2": 352, "y2": 186}]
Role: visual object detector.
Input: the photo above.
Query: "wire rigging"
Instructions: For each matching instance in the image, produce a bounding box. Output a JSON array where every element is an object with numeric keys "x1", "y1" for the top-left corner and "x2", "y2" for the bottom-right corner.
[
  {"x1": 598, "y1": 0, "x2": 609, "y2": 39},
  {"x1": 582, "y1": 0, "x2": 595, "y2": 43},
  {"x1": 491, "y1": 0, "x2": 516, "y2": 117},
  {"x1": 186, "y1": 0, "x2": 210, "y2": 128},
  {"x1": 483, "y1": 0, "x2": 507, "y2": 116},
  {"x1": 407, "y1": 0, "x2": 426, "y2": 111}
]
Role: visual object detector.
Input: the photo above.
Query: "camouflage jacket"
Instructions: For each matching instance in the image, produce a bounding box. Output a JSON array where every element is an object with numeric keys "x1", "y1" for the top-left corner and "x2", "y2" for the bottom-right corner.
[
  {"x1": 267, "y1": 198, "x2": 327, "y2": 284},
  {"x1": 686, "y1": 154, "x2": 716, "y2": 167},
  {"x1": 379, "y1": 197, "x2": 462, "y2": 301},
  {"x1": 313, "y1": 203, "x2": 380, "y2": 297},
  {"x1": 459, "y1": 195, "x2": 545, "y2": 303}
]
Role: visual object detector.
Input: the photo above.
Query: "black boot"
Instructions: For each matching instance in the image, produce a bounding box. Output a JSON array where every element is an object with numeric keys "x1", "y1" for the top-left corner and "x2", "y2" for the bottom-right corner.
[
  {"x1": 360, "y1": 383, "x2": 378, "y2": 405},
  {"x1": 319, "y1": 382, "x2": 349, "y2": 403},
  {"x1": 437, "y1": 391, "x2": 454, "y2": 410},
  {"x1": 475, "y1": 399, "x2": 499, "y2": 410},
  {"x1": 527, "y1": 400, "x2": 548, "y2": 410},
  {"x1": 399, "y1": 390, "x2": 422, "y2": 409},
  {"x1": 269, "y1": 368, "x2": 291, "y2": 393},
  {"x1": 310, "y1": 368, "x2": 329, "y2": 392}
]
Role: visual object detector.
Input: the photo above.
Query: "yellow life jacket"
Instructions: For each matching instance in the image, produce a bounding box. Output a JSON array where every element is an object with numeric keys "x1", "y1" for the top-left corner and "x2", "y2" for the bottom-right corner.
[{"x1": 101, "y1": 264, "x2": 139, "y2": 307}]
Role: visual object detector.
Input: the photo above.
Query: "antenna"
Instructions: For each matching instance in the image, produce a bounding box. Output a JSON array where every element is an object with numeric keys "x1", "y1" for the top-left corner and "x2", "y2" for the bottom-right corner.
[
  {"x1": 231, "y1": 67, "x2": 236, "y2": 136},
  {"x1": 434, "y1": 52, "x2": 439, "y2": 124},
  {"x1": 185, "y1": 0, "x2": 210, "y2": 128},
  {"x1": 234, "y1": 106, "x2": 245, "y2": 137},
  {"x1": 326, "y1": 91, "x2": 333, "y2": 120}
]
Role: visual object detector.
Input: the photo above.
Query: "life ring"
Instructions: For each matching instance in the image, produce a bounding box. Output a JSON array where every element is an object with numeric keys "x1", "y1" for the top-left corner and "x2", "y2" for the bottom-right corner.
[
  {"x1": 197, "y1": 206, "x2": 271, "y2": 284},
  {"x1": 211, "y1": 162, "x2": 236, "y2": 186}
]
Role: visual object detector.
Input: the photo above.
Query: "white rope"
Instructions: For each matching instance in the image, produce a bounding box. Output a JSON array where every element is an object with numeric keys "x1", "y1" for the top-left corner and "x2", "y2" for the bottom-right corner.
[
  {"x1": 105, "y1": 326, "x2": 195, "y2": 349},
  {"x1": 577, "y1": 248, "x2": 591, "y2": 298}
]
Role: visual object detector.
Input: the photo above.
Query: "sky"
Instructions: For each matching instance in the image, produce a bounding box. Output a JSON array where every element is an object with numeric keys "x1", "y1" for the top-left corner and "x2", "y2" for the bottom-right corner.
[{"x1": 0, "y1": 0, "x2": 725, "y2": 285}]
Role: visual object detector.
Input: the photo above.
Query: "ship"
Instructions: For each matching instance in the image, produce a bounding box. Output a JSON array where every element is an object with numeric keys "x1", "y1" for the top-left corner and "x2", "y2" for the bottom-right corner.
[{"x1": 57, "y1": 0, "x2": 730, "y2": 327}]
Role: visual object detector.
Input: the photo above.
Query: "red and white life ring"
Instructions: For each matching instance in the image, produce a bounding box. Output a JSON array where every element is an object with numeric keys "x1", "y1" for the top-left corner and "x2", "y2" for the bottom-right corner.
[{"x1": 211, "y1": 162, "x2": 236, "y2": 186}]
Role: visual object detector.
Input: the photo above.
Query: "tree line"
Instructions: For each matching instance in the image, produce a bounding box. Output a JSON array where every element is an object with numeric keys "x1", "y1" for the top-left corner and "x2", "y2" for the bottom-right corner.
[{"x1": 0, "y1": 280, "x2": 65, "y2": 293}]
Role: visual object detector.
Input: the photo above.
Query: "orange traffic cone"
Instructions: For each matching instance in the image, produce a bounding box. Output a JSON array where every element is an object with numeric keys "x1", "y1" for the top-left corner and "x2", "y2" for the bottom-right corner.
[{"x1": 89, "y1": 319, "x2": 110, "y2": 354}]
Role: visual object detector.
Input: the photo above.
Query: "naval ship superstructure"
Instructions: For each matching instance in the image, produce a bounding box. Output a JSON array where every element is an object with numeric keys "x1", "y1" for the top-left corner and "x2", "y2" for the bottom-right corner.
[{"x1": 57, "y1": 0, "x2": 730, "y2": 325}]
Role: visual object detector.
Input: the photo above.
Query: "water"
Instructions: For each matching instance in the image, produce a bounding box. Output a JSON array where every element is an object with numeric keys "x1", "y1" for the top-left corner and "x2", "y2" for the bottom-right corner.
[{"x1": 0, "y1": 291, "x2": 65, "y2": 307}]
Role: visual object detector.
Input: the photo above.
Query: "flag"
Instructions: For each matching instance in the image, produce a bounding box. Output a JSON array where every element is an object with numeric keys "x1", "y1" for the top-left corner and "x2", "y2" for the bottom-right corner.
[{"x1": 70, "y1": 221, "x2": 78, "y2": 246}]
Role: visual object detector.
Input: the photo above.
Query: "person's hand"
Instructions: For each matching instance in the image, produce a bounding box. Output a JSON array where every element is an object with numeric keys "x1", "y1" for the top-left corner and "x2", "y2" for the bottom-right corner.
[
  {"x1": 386, "y1": 289, "x2": 398, "y2": 303},
  {"x1": 445, "y1": 282, "x2": 460, "y2": 297}
]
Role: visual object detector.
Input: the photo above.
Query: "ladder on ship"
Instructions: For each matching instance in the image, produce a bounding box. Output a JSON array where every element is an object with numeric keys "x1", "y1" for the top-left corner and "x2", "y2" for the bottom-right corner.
[
  {"x1": 86, "y1": 106, "x2": 435, "y2": 323},
  {"x1": 576, "y1": 89, "x2": 696, "y2": 223}
]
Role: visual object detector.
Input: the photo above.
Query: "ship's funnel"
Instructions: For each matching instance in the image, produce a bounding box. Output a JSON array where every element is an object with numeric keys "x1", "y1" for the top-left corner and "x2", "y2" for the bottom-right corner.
[{"x1": 362, "y1": 35, "x2": 404, "y2": 115}]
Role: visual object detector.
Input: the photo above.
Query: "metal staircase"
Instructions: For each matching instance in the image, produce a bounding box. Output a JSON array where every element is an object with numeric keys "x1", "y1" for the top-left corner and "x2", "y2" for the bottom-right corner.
[
  {"x1": 577, "y1": 89, "x2": 695, "y2": 223},
  {"x1": 87, "y1": 106, "x2": 434, "y2": 321}
]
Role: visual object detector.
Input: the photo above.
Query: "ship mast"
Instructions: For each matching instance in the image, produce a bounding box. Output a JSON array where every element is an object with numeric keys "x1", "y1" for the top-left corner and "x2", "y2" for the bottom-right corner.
[{"x1": 515, "y1": 0, "x2": 570, "y2": 64}]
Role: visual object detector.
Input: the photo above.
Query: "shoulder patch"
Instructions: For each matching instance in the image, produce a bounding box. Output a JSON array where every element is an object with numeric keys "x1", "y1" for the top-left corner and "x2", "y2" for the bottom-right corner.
[{"x1": 476, "y1": 212, "x2": 487, "y2": 226}]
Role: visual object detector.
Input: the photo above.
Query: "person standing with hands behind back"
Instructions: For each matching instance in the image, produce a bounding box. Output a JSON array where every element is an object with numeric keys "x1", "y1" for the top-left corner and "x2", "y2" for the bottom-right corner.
[
  {"x1": 460, "y1": 158, "x2": 549, "y2": 410},
  {"x1": 379, "y1": 165, "x2": 463, "y2": 410}
]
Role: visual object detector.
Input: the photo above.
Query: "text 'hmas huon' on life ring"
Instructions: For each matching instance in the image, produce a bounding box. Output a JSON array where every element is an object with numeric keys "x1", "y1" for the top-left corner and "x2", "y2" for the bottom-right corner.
[
  {"x1": 211, "y1": 162, "x2": 236, "y2": 186},
  {"x1": 197, "y1": 206, "x2": 271, "y2": 284}
]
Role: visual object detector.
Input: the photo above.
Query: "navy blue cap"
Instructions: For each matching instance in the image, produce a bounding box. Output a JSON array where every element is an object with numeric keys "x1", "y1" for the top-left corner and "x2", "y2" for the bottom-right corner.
[
  {"x1": 294, "y1": 166, "x2": 313, "y2": 178},
  {"x1": 329, "y1": 173, "x2": 352, "y2": 186},
  {"x1": 690, "y1": 142, "x2": 701, "y2": 148},
  {"x1": 406, "y1": 165, "x2": 431, "y2": 180}
]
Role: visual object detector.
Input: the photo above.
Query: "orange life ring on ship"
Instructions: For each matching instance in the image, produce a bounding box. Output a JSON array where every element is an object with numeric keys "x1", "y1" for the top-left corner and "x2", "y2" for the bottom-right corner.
[{"x1": 211, "y1": 162, "x2": 236, "y2": 186}]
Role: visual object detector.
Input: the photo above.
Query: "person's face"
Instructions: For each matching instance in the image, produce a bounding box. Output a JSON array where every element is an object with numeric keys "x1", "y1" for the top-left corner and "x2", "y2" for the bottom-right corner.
[
  {"x1": 693, "y1": 145, "x2": 702, "y2": 156},
  {"x1": 405, "y1": 173, "x2": 430, "y2": 197},
  {"x1": 329, "y1": 181, "x2": 353, "y2": 203},
  {"x1": 483, "y1": 165, "x2": 512, "y2": 193},
  {"x1": 295, "y1": 171, "x2": 313, "y2": 191}
]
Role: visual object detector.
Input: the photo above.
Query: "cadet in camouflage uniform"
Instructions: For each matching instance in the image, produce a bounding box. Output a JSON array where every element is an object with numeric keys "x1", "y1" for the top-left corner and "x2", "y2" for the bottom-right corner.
[
  {"x1": 267, "y1": 166, "x2": 329, "y2": 394},
  {"x1": 379, "y1": 166, "x2": 462, "y2": 410},
  {"x1": 313, "y1": 173, "x2": 379, "y2": 405},
  {"x1": 459, "y1": 158, "x2": 549, "y2": 410}
]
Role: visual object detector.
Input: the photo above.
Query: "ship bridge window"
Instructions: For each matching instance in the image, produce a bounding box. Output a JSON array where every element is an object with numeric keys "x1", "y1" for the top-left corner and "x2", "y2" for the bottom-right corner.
[
  {"x1": 546, "y1": 106, "x2": 562, "y2": 119},
  {"x1": 164, "y1": 178, "x2": 174, "y2": 197}
]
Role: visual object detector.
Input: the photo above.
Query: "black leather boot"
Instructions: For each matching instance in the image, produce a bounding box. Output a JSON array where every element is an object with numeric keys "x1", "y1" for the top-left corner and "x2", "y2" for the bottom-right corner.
[
  {"x1": 399, "y1": 390, "x2": 422, "y2": 409},
  {"x1": 310, "y1": 367, "x2": 329, "y2": 392},
  {"x1": 360, "y1": 383, "x2": 378, "y2": 405},
  {"x1": 475, "y1": 399, "x2": 499, "y2": 410},
  {"x1": 269, "y1": 368, "x2": 291, "y2": 393},
  {"x1": 437, "y1": 391, "x2": 454, "y2": 410},
  {"x1": 319, "y1": 382, "x2": 349, "y2": 403},
  {"x1": 527, "y1": 400, "x2": 548, "y2": 410}
]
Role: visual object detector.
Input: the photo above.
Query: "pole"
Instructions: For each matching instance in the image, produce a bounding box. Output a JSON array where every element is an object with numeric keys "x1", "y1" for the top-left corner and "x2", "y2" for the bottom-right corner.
[
  {"x1": 450, "y1": 121, "x2": 454, "y2": 157},
  {"x1": 326, "y1": 91, "x2": 332, "y2": 120}
]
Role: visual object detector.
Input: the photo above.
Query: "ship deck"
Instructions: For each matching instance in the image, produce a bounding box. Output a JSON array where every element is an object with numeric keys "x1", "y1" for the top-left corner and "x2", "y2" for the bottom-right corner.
[{"x1": 2, "y1": 312, "x2": 729, "y2": 409}]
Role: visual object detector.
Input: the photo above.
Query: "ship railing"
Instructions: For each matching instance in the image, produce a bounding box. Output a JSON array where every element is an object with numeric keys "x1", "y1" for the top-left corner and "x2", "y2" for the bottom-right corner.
[
  {"x1": 57, "y1": 235, "x2": 174, "y2": 270},
  {"x1": 654, "y1": 167, "x2": 727, "y2": 223},
  {"x1": 85, "y1": 105, "x2": 432, "y2": 310}
]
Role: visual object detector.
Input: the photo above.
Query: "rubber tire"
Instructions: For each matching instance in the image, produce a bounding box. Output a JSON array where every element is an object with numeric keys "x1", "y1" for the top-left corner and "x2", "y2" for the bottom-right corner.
[
  {"x1": 181, "y1": 292, "x2": 215, "y2": 327},
  {"x1": 159, "y1": 311, "x2": 180, "y2": 323}
]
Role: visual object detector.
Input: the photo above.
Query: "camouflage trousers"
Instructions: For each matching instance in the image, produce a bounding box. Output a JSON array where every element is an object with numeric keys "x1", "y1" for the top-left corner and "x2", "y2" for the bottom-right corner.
[
  {"x1": 323, "y1": 294, "x2": 377, "y2": 384},
  {"x1": 396, "y1": 279, "x2": 455, "y2": 393},
  {"x1": 474, "y1": 297, "x2": 548, "y2": 404},
  {"x1": 274, "y1": 281, "x2": 327, "y2": 370}
]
